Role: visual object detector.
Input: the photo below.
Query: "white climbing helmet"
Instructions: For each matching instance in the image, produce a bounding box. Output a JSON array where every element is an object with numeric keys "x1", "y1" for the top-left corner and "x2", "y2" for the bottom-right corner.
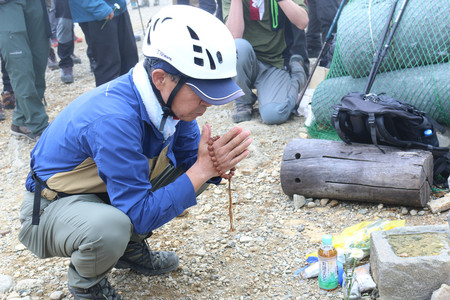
[
  {"x1": 143, "y1": 5, "x2": 237, "y2": 79},
  {"x1": 142, "y1": 5, "x2": 243, "y2": 105}
]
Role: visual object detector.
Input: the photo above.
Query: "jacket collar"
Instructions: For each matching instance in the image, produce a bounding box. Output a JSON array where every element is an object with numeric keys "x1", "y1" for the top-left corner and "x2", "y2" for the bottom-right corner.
[{"x1": 132, "y1": 61, "x2": 179, "y2": 140}]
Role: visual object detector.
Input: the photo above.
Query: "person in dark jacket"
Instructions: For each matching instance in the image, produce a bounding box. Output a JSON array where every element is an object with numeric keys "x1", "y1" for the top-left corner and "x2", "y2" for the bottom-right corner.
[
  {"x1": 68, "y1": 0, "x2": 138, "y2": 86},
  {"x1": 18, "y1": 6, "x2": 252, "y2": 299}
]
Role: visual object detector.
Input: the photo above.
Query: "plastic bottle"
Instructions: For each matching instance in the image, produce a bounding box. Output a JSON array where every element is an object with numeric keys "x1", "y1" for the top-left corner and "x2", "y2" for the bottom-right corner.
[{"x1": 318, "y1": 234, "x2": 339, "y2": 291}]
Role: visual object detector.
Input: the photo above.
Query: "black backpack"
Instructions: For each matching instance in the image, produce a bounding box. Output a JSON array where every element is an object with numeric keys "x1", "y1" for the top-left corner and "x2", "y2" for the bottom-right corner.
[
  {"x1": 329, "y1": 0, "x2": 449, "y2": 187},
  {"x1": 331, "y1": 92, "x2": 450, "y2": 187}
]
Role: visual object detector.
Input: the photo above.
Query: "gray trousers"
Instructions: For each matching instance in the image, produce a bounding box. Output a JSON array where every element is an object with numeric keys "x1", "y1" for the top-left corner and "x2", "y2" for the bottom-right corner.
[
  {"x1": 0, "y1": 0, "x2": 49, "y2": 136},
  {"x1": 19, "y1": 192, "x2": 135, "y2": 289},
  {"x1": 233, "y1": 38, "x2": 305, "y2": 125}
]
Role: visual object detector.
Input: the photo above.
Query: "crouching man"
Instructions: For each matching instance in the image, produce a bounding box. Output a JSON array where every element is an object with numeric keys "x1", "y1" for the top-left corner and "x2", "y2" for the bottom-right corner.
[{"x1": 18, "y1": 5, "x2": 252, "y2": 299}]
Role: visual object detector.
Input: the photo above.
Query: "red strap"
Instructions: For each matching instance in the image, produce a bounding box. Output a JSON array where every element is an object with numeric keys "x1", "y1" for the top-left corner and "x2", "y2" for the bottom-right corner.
[{"x1": 250, "y1": 1, "x2": 260, "y2": 20}]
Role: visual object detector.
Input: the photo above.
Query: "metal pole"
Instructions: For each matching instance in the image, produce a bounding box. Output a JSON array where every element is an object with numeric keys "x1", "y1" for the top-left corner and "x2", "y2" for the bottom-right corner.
[
  {"x1": 135, "y1": 1, "x2": 146, "y2": 36},
  {"x1": 294, "y1": 0, "x2": 348, "y2": 113},
  {"x1": 365, "y1": 0, "x2": 410, "y2": 93}
]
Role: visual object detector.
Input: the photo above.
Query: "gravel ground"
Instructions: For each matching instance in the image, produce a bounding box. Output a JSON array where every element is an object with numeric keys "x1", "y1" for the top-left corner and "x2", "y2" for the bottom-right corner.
[{"x1": 1, "y1": 2, "x2": 449, "y2": 299}]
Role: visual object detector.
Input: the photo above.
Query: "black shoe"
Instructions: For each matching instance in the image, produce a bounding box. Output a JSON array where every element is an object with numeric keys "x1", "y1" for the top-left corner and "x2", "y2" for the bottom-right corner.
[
  {"x1": 48, "y1": 48, "x2": 59, "y2": 70},
  {"x1": 289, "y1": 55, "x2": 306, "y2": 74},
  {"x1": 68, "y1": 277, "x2": 123, "y2": 300},
  {"x1": 232, "y1": 104, "x2": 253, "y2": 123},
  {"x1": 10, "y1": 124, "x2": 40, "y2": 141},
  {"x1": 289, "y1": 55, "x2": 307, "y2": 86},
  {"x1": 89, "y1": 58, "x2": 97, "y2": 73},
  {"x1": 115, "y1": 240, "x2": 179, "y2": 276},
  {"x1": 61, "y1": 67, "x2": 74, "y2": 83},
  {"x1": 71, "y1": 54, "x2": 82, "y2": 64}
]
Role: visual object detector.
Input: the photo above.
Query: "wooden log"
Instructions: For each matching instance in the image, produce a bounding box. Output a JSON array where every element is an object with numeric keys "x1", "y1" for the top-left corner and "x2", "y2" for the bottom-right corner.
[{"x1": 280, "y1": 139, "x2": 434, "y2": 207}]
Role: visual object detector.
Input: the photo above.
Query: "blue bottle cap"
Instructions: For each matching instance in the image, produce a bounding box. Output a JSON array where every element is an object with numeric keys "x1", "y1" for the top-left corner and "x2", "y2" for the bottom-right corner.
[{"x1": 322, "y1": 234, "x2": 333, "y2": 245}]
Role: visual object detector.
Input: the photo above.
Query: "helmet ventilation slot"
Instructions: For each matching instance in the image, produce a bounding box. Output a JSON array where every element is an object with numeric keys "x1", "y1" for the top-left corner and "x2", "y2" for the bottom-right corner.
[
  {"x1": 206, "y1": 50, "x2": 216, "y2": 70},
  {"x1": 216, "y1": 51, "x2": 223, "y2": 64},
  {"x1": 194, "y1": 57, "x2": 204, "y2": 66},
  {"x1": 193, "y1": 45, "x2": 202, "y2": 53},
  {"x1": 187, "y1": 26, "x2": 199, "y2": 40}
]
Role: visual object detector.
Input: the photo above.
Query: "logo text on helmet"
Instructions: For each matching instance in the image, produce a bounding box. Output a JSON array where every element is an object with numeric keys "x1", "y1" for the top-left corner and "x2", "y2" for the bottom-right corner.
[{"x1": 157, "y1": 49, "x2": 172, "y2": 61}]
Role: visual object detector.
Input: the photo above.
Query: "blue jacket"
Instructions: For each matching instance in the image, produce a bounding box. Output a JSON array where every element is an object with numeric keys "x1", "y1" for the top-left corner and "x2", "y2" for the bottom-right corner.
[
  {"x1": 26, "y1": 68, "x2": 212, "y2": 234},
  {"x1": 68, "y1": 0, "x2": 128, "y2": 23}
]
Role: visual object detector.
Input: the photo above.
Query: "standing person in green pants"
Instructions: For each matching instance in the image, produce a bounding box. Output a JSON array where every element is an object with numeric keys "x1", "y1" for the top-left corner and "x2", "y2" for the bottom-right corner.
[{"x1": 0, "y1": 0, "x2": 50, "y2": 141}]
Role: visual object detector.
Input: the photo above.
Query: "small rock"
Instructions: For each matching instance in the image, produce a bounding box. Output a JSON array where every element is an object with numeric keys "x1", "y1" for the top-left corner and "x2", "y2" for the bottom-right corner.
[
  {"x1": 320, "y1": 198, "x2": 329, "y2": 207},
  {"x1": 196, "y1": 248, "x2": 206, "y2": 256},
  {"x1": 293, "y1": 194, "x2": 306, "y2": 210},
  {"x1": 49, "y1": 291, "x2": 64, "y2": 300},
  {"x1": 227, "y1": 240, "x2": 236, "y2": 248},
  {"x1": 14, "y1": 244, "x2": 26, "y2": 251},
  {"x1": 431, "y1": 283, "x2": 450, "y2": 300},
  {"x1": 203, "y1": 204, "x2": 212, "y2": 213},
  {"x1": 427, "y1": 197, "x2": 450, "y2": 214},
  {"x1": 358, "y1": 208, "x2": 369, "y2": 215},
  {"x1": 299, "y1": 132, "x2": 308, "y2": 139},
  {"x1": 410, "y1": 209, "x2": 418, "y2": 216},
  {"x1": 329, "y1": 200, "x2": 339, "y2": 207},
  {"x1": 377, "y1": 204, "x2": 384, "y2": 210},
  {"x1": 401, "y1": 207, "x2": 408, "y2": 215},
  {"x1": 0, "y1": 230, "x2": 11, "y2": 237},
  {"x1": 0, "y1": 274, "x2": 13, "y2": 293},
  {"x1": 240, "y1": 236, "x2": 253, "y2": 243},
  {"x1": 307, "y1": 202, "x2": 316, "y2": 208},
  {"x1": 15, "y1": 278, "x2": 44, "y2": 293},
  {"x1": 418, "y1": 210, "x2": 425, "y2": 216}
]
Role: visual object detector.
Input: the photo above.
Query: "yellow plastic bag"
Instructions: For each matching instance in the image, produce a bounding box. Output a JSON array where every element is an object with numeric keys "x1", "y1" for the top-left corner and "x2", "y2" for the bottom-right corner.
[{"x1": 306, "y1": 219, "x2": 405, "y2": 259}]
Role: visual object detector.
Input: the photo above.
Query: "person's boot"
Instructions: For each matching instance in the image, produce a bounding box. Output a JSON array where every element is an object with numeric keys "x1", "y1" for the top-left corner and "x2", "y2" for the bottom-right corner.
[
  {"x1": 115, "y1": 240, "x2": 179, "y2": 276},
  {"x1": 89, "y1": 57, "x2": 97, "y2": 73},
  {"x1": 71, "y1": 54, "x2": 82, "y2": 64},
  {"x1": 68, "y1": 276, "x2": 123, "y2": 300},
  {"x1": 232, "y1": 104, "x2": 253, "y2": 123},
  {"x1": 289, "y1": 55, "x2": 307, "y2": 88},
  {"x1": 10, "y1": 124, "x2": 40, "y2": 142},
  {"x1": 1, "y1": 91, "x2": 15, "y2": 109},
  {"x1": 48, "y1": 48, "x2": 59, "y2": 70},
  {"x1": 61, "y1": 67, "x2": 74, "y2": 83}
]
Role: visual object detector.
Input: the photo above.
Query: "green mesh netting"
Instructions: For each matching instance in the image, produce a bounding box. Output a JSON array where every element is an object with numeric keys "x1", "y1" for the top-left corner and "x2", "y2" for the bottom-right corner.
[{"x1": 307, "y1": 0, "x2": 450, "y2": 140}]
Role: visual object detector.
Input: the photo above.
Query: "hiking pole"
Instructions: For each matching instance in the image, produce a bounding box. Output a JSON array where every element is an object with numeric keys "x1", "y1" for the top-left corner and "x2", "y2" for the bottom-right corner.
[
  {"x1": 364, "y1": 0, "x2": 399, "y2": 94},
  {"x1": 135, "y1": 1, "x2": 146, "y2": 36},
  {"x1": 294, "y1": 0, "x2": 348, "y2": 114},
  {"x1": 364, "y1": 0, "x2": 410, "y2": 93}
]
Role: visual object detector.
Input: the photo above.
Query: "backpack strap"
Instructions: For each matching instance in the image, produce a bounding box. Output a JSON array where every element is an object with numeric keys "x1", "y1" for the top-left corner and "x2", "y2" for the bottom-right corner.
[
  {"x1": 375, "y1": 115, "x2": 412, "y2": 148},
  {"x1": 369, "y1": 113, "x2": 386, "y2": 154},
  {"x1": 30, "y1": 170, "x2": 44, "y2": 226},
  {"x1": 332, "y1": 109, "x2": 353, "y2": 144},
  {"x1": 376, "y1": 114, "x2": 450, "y2": 155}
]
